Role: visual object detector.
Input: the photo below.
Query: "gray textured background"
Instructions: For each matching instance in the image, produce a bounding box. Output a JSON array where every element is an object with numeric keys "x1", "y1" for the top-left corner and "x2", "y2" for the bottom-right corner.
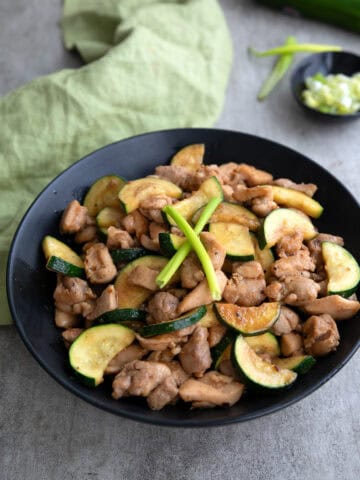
[{"x1": 1, "y1": 1, "x2": 359, "y2": 479}]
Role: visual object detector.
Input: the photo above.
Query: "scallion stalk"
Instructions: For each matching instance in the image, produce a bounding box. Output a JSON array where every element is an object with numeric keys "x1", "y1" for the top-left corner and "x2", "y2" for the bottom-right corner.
[
  {"x1": 162, "y1": 205, "x2": 222, "y2": 301},
  {"x1": 257, "y1": 36, "x2": 297, "y2": 101},
  {"x1": 249, "y1": 43, "x2": 341, "y2": 57},
  {"x1": 156, "y1": 197, "x2": 221, "y2": 289}
]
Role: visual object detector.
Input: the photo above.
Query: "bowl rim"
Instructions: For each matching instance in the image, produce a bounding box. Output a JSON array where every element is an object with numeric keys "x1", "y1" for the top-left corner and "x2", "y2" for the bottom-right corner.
[
  {"x1": 290, "y1": 50, "x2": 360, "y2": 119},
  {"x1": 6, "y1": 127, "x2": 360, "y2": 427}
]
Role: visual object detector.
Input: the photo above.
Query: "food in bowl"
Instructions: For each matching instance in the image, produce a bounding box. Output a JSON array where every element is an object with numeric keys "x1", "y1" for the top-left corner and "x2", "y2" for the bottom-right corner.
[
  {"x1": 302, "y1": 72, "x2": 360, "y2": 115},
  {"x1": 41, "y1": 144, "x2": 360, "y2": 411}
]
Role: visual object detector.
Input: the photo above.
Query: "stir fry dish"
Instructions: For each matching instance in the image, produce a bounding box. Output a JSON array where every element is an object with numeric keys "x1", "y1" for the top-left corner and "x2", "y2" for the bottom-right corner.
[{"x1": 42, "y1": 144, "x2": 360, "y2": 410}]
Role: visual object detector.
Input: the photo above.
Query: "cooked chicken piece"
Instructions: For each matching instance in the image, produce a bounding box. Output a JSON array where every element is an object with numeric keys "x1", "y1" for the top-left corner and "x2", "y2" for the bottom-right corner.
[
  {"x1": 140, "y1": 234, "x2": 160, "y2": 252},
  {"x1": 250, "y1": 196, "x2": 278, "y2": 217},
  {"x1": 135, "y1": 325, "x2": 196, "y2": 351},
  {"x1": 272, "y1": 178, "x2": 318, "y2": 197},
  {"x1": 62, "y1": 328, "x2": 84, "y2": 349},
  {"x1": 84, "y1": 243, "x2": 117, "y2": 284},
  {"x1": 302, "y1": 314, "x2": 340, "y2": 356},
  {"x1": 149, "y1": 222, "x2": 167, "y2": 247},
  {"x1": 200, "y1": 232, "x2": 226, "y2": 270},
  {"x1": 147, "y1": 349, "x2": 176, "y2": 363},
  {"x1": 265, "y1": 276, "x2": 320, "y2": 306},
  {"x1": 147, "y1": 292, "x2": 179, "y2": 324},
  {"x1": 281, "y1": 332, "x2": 304, "y2": 357},
  {"x1": 54, "y1": 309, "x2": 80, "y2": 328},
  {"x1": 112, "y1": 360, "x2": 171, "y2": 399},
  {"x1": 276, "y1": 232, "x2": 304, "y2": 258},
  {"x1": 179, "y1": 326, "x2": 212, "y2": 377},
  {"x1": 177, "y1": 271, "x2": 228, "y2": 314},
  {"x1": 122, "y1": 210, "x2": 149, "y2": 240},
  {"x1": 218, "y1": 162, "x2": 246, "y2": 189},
  {"x1": 86, "y1": 285, "x2": 118, "y2": 321},
  {"x1": 105, "y1": 344, "x2": 148, "y2": 375},
  {"x1": 208, "y1": 323, "x2": 227, "y2": 347},
  {"x1": 307, "y1": 233, "x2": 344, "y2": 268},
  {"x1": 82, "y1": 240, "x2": 99, "y2": 253},
  {"x1": 236, "y1": 163, "x2": 273, "y2": 187},
  {"x1": 140, "y1": 195, "x2": 173, "y2": 211},
  {"x1": 60, "y1": 200, "x2": 88, "y2": 234},
  {"x1": 233, "y1": 184, "x2": 273, "y2": 203},
  {"x1": 165, "y1": 288, "x2": 188, "y2": 300},
  {"x1": 75, "y1": 225, "x2": 98, "y2": 244},
  {"x1": 223, "y1": 261, "x2": 266, "y2": 307},
  {"x1": 127, "y1": 265, "x2": 160, "y2": 291},
  {"x1": 106, "y1": 227, "x2": 134, "y2": 250},
  {"x1": 302, "y1": 295, "x2": 360, "y2": 320},
  {"x1": 147, "y1": 375, "x2": 178, "y2": 410},
  {"x1": 222, "y1": 184, "x2": 235, "y2": 202},
  {"x1": 271, "y1": 306, "x2": 301, "y2": 336},
  {"x1": 155, "y1": 165, "x2": 196, "y2": 191},
  {"x1": 218, "y1": 360, "x2": 239, "y2": 379},
  {"x1": 180, "y1": 253, "x2": 204, "y2": 289},
  {"x1": 166, "y1": 360, "x2": 190, "y2": 386},
  {"x1": 179, "y1": 371, "x2": 244, "y2": 408},
  {"x1": 54, "y1": 275, "x2": 96, "y2": 315},
  {"x1": 270, "y1": 248, "x2": 315, "y2": 279}
]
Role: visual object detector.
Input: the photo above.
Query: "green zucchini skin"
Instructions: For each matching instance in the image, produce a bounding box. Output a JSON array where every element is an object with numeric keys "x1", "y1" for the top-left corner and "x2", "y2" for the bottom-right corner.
[
  {"x1": 211, "y1": 333, "x2": 234, "y2": 370},
  {"x1": 158, "y1": 233, "x2": 185, "y2": 257},
  {"x1": 93, "y1": 308, "x2": 147, "y2": 325},
  {"x1": 110, "y1": 248, "x2": 149, "y2": 263},
  {"x1": 139, "y1": 306, "x2": 206, "y2": 337},
  {"x1": 272, "y1": 355, "x2": 316, "y2": 375},
  {"x1": 46, "y1": 255, "x2": 85, "y2": 278}
]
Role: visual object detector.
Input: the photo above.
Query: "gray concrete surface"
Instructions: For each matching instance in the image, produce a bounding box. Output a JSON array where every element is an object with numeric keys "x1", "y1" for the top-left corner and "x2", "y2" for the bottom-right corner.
[{"x1": 1, "y1": 1, "x2": 359, "y2": 479}]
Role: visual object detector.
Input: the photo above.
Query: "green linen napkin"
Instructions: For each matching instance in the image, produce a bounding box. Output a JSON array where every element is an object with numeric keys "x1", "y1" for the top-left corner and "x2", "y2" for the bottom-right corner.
[{"x1": 0, "y1": 0, "x2": 232, "y2": 325}]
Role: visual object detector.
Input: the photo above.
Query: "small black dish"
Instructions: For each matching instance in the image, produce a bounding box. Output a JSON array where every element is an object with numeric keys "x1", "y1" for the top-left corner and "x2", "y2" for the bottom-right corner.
[
  {"x1": 6, "y1": 128, "x2": 360, "y2": 427},
  {"x1": 291, "y1": 51, "x2": 360, "y2": 120}
]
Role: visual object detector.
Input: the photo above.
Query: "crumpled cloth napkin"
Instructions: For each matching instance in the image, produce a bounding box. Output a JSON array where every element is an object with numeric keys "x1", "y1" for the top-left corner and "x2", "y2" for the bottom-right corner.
[{"x1": 0, "y1": 0, "x2": 232, "y2": 325}]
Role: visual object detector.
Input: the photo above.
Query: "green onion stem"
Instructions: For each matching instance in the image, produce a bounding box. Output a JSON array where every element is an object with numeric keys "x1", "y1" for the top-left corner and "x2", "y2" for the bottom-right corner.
[
  {"x1": 156, "y1": 197, "x2": 221, "y2": 290},
  {"x1": 162, "y1": 204, "x2": 222, "y2": 301},
  {"x1": 249, "y1": 43, "x2": 342, "y2": 57},
  {"x1": 257, "y1": 36, "x2": 297, "y2": 101}
]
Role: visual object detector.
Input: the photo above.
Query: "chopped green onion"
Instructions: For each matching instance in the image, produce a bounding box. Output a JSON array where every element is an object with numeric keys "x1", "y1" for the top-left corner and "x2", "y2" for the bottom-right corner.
[
  {"x1": 163, "y1": 205, "x2": 222, "y2": 301},
  {"x1": 156, "y1": 197, "x2": 222, "y2": 289},
  {"x1": 249, "y1": 43, "x2": 342, "y2": 57},
  {"x1": 257, "y1": 36, "x2": 297, "y2": 101}
]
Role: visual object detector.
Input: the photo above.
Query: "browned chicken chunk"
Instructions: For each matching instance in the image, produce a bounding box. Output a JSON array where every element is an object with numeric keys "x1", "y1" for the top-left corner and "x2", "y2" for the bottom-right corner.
[
  {"x1": 180, "y1": 253, "x2": 204, "y2": 289},
  {"x1": 135, "y1": 325, "x2": 196, "y2": 351},
  {"x1": 75, "y1": 225, "x2": 98, "y2": 244},
  {"x1": 122, "y1": 210, "x2": 149, "y2": 239},
  {"x1": 270, "y1": 248, "x2": 315, "y2": 279},
  {"x1": 280, "y1": 332, "x2": 304, "y2": 357},
  {"x1": 84, "y1": 243, "x2": 117, "y2": 284},
  {"x1": 179, "y1": 326, "x2": 212, "y2": 377},
  {"x1": 112, "y1": 360, "x2": 171, "y2": 399},
  {"x1": 250, "y1": 196, "x2": 278, "y2": 217},
  {"x1": 147, "y1": 375, "x2": 178, "y2": 410},
  {"x1": 276, "y1": 232, "x2": 304, "y2": 258},
  {"x1": 272, "y1": 178, "x2": 318, "y2": 197},
  {"x1": 236, "y1": 163, "x2": 273, "y2": 187},
  {"x1": 62, "y1": 328, "x2": 84, "y2": 348},
  {"x1": 106, "y1": 227, "x2": 134, "y2": 250},
  {"x1": 60, "y1": 200, "x2": 88, "y2": 234},
  {"x1": 54, "y1": 309, "x2": 80, "y2": 329},
  {"x1": 233, "y1": 185, "x2": 273, "y2": 203},
  {"x1": 105, "y1": 344, "x2": 148, "y2": 375},
  {"x1": 147, "y1": 292, "x2": 179, "y2": 324},
  {"x1": 128, "y1": 265, "x2": 160, "y2": 291},
  {"x1": 265, "y1": 277, "x2": 320, "y2": 306},
  {"x1": 302, "y1": 295, "x2": 360, "y2": 320},
  {"x1": 271, "y1": 306, "x2": 301, "y2": 336},
  {"x1": 307, "y1": 233, "x2": 344, "y2": 268},
  {"x1": 54, "y1": 275, "x2": 96, "y2": 316},
  {"x1": 86, "y1": 285, "x2": 117, "y2": 321},
  {"x1": 223, "y1": 261, "x2": 266, "y2": 307},
  {"x1": 200, "y1": 231, "x2": 226, "y2": 270},
  {"x1": 302, "y1": 314, "x2": 340, "y2": 357},
  {"x1": 179, "y1": 371, "x2": 244, "y2": 408},
  {"x1": 208, "y1": 323, "x2": 228, "y2": 347}
]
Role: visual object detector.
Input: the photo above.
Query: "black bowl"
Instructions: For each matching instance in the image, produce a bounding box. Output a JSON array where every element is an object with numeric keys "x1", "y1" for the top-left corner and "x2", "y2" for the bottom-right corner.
[
  {"x1": 291, "y1": 51, "x2": 360, "y2": 119},
  {"x1": 6, "y1": 128, "x2": 360, "y2": 427}
]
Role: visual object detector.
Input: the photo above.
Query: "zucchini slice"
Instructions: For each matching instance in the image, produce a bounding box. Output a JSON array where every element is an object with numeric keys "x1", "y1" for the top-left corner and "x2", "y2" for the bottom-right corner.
[
  {"x1": 139, "y1": 306, "x2": 206, "y2": 337},
  {"x1": 165, "y1": 176, "x2": 223, "y2": 225},
  {"x1": 251, "y1": 234, "x2": 274, "y2": 277},
  {"x1": 42, "y1": 235, "x2": 85, "y2": 277},
  {"x1": 272, "y1": 355, "x2": 316, "y2": 374},
  {"x1": 93, "y1": 308, "x2": 147, "y2": 325},
  {"x1": 232, "y1": 335, "x2": 297, "y2": 390},
  {"x1": 69, "y1": 324, "x2": 135, "y2": 386},
  {"x1": 96, "y1": 206, "x2": 125, "y2": 237},
  {"x1": 270, "y1": 185, "x2": 323, "y2": 219},
  {"x1": 158, "y1": 232, "x2": 186, "y2": 256},
  {"x1": 170, "y1": 144, "x2": 204, "y2": 171},
  {"x1": 119, "y1": 177, "x2": 182, "y2": 214},
  {"x1": 322, "y1": 242, "x2": 360, "y2": 297},
  {"x1": 244, "y1": 332, "x2": 280, "y2": 358},
  {"x1": 258, "y1": 208, "x2": 317, "y2": 249},
  {"x1": 192, "y1": 202, "x2": 260, "y2": 232},
  {"x1": 83, "y1": 175, "x2": 126, "y2": 216},
  {"x1": 199, "y1": 304, "x2": 221, "y2": 328},
  {"x1": 209, "y1": 222, "x2": 255, "y2": 261},
  {"x1": 114, "y1": 255, "x2": 176, "y2": 309},
  {"x1": 110, "y1": 248, "x2": 149, "y2": 263},
  {"x1": 211, "y1": 334, "x2": 234, "y2": 370},
  {"x1": 214, "y1": 302, "x2": 280, "y2": 335}
]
